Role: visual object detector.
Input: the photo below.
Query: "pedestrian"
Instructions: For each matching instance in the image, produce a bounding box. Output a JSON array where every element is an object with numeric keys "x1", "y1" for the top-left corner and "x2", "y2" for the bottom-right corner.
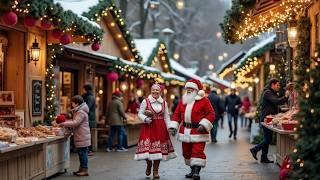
[
  {"x1": 82, "y1": 84, "x2": 96, "y2": 156},
  {"x1": 250, "y1": 78, "x2": 289, "y2": 163},
  {"x1": 225, "y1": 88, "x2": 242, "y2": 140},
  {"x1": 59, "y1": 95, "x2": 91, "y2": 176},
  {"x1": 240, "y1": 96, "x2": 251, "y2": 128},
  {"x1": 134, "y1": 84, "x2": 177, "y2": 179},
  {"x1": 106, "y1": 90, "x2": 128, "y2": 152},
  {"x1": 208, "y1": 89, "x2": 224, "y2": 143},
  {"x1": 171, "y1": 95, "x2": 179, "y2": 113},
  {"x1": 169, "y1": 79, "x2": 215, "y2": 180},
  {"x1": 126, "y1": 93, "x2": 140, "y2": 114},
  {"x1": 220, "y1": 95, "x2": 226, "y2": 128}
]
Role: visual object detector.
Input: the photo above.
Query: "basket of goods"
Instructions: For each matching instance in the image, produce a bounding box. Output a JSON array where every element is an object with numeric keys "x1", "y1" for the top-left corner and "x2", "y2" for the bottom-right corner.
[
  {"x1": 281, "y1": 120, "x2": 298, "y2": 131},
  {"x1": 265, "y1": 115, "x2": 273, "y2": 124},
  {"x1": 0, "y1": 127, "x2": 17, "y2": 142},
  {"x1": 56, "y1": 114, "x2": 66, "y2": 124}
]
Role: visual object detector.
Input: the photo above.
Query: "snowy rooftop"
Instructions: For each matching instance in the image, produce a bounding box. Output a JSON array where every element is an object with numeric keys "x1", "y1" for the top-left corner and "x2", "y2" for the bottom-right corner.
[
  {"x1": 217, "y1": 51, "x2": 246, "y2": 74},
  {"x1": 235, "y1": 34, "x2": 276, "y2": 69},
  {"x1": 134, "y1": 39, "x2": 160, "y2": 64},
  {"x1": 204, "y1": 75, "x2": 232, "y2": 88},
  {"x1": 169, "y1": 59, "x2": 204, "y2": 82},
  {"x1": 54, "y1": 0, "x2": 101, "y2": 28}
]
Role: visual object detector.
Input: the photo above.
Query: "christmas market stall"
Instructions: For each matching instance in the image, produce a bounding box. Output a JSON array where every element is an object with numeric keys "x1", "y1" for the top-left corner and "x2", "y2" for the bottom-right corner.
[
  {"x1": 0, "y1": 0, "x2": 105, "y2": 179},
  {"x1": 221, "y1": 0, "x2": 320, "y2": 178}
]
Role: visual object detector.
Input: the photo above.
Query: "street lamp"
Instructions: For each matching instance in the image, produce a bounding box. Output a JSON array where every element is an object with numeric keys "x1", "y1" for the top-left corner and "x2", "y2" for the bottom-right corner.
[
  {"x1": 218, "y1": 55, "x2": 223, "y2": 61},
  {"x1": 176, "y1": 0, "x2": 185, "y2": 10},
  {"x1": 161, "y1": 28, "x2": 175, "y2": 46},
  {"x1": 208, "y1": 64, "x2": 214, "y2": 70}
]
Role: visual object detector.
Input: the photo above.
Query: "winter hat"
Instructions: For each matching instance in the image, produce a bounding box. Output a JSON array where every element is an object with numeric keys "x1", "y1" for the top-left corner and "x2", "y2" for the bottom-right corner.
[
  {"x1": 185, "y1": 79, "x2": 205, "y2": 97},
  {"x1": 113, "y1": 90, "x2": 123, "y2": 97}
]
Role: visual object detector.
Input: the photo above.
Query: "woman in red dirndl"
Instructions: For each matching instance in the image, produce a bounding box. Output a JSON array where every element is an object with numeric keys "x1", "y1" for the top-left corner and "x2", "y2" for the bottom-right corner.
[{"x1": 134, "y1": 84, "x2": 176, "y2": 179}]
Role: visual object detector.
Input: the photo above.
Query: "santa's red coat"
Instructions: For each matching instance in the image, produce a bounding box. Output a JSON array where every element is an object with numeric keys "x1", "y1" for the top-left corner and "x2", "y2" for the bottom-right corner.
[{"x1": 170, "y1": 96, "x2": 215, "y2": 142}]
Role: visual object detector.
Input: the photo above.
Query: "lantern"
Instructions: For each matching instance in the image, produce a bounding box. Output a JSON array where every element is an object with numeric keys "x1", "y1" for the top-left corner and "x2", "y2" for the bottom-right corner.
[
  {"x1": 28, "y1": 36, "x2": 40, "y2": 65},
  {"x1": 2, "y1": 11, "x2": 18, "y2": 26},
  {"x1": 106, "y1": 72, "x2": 119, "y2": 81},
  {"x1": 287, "y1": 20, "x2": 298, "y2": 48},
  {"x1": 24, "y1": 16, "x2": 37, "y2": 28}
]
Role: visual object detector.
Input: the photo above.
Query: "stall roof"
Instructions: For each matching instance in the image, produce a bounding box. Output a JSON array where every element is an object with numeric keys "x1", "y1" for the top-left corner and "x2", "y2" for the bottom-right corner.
[
  {"x1": 134, "y1": 39, "x2": 160, "y2": 64},
  {"x1": 169, "y1": 59, "x2": 204, "y2": 82},
  {"x1": 217, "y1": 51, "x2": 246, "y2": 74},
  {"x1": 203, "y1": 75, "x2": 232, "y2": 89},
  {"x1": 235, "y1": 34, "x2": 276, "y2": 69}
]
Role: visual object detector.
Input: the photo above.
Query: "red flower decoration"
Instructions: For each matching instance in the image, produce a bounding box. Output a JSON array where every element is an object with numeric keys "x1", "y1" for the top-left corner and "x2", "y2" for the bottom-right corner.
[
  {"x1": 60, "y1": 34, "x2": 72, "y2": 45},
  {"x1": 56, "y1": 115, "x2": 66, "y2": 124},
  {"x1": 2, "y1": 11, "x2": 18, "y2": 26},
  {"x1": 106, "y1": 72, "x2": 119, "y2": 81}
]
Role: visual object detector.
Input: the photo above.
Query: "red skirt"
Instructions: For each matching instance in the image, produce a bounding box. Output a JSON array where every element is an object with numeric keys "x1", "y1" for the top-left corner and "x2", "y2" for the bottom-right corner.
[{"x1": 134, "y1": 118, "x2": 177, "y2": 161}]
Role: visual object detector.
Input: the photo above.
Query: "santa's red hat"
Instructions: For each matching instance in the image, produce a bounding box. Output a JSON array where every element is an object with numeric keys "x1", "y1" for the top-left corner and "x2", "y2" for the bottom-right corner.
[{"x1": 185, "y1": 79, "x2": 205, "y2": 97}]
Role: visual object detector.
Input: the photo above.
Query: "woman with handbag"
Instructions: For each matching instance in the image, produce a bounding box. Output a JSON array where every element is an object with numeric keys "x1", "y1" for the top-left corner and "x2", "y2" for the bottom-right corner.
[{"x1": 134, "y1": 84, "x2": 177, "y2": 179}]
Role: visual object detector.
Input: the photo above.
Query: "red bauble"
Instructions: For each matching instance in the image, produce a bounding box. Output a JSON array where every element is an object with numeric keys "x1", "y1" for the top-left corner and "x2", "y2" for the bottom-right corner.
[
  {"x1": 91, "y1": 42, "x2": 100, "y2": 51},
  {"x1": 2, "y1": 11, "x2": 18, "y2": 26},
  {"x1": 24, "y1": 16, "x2": 37, "y2": 27},
  {"x1": 60, "y1": 34, "x2": 72, "y2": 45},
  {"x1": 279, "y1": 168, "x2": 289, "y2": 180},
  {"x1": 40, "y1": 20, "x2": 52, "y2": 30},
  {"x1": 136, "y1": 79, "x2": 144, "y2": 88},
  {"x1": 106, "y1": 72, "x2": 119, "y2": 81},
  {"x1": 56, "y1": 115, "x2": 66, "y2": 124},
  {"x1": 52, "y1": 29, "x2": 63, "y2": 39}
]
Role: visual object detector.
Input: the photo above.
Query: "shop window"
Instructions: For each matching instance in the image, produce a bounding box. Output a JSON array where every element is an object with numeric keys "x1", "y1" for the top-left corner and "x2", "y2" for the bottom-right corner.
[{"x1": 59, "y1": 70, "x2": 78, "y2": 113}]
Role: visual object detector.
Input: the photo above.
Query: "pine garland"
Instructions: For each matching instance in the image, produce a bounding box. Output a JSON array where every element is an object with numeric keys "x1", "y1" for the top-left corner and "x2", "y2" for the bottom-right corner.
[
  {"x1": 83, "y1": 0, "x2": 143, "y2": 63},
  {"x1": 44, "y1": 44, "x2": 63, "y2": 125},
  {"x1": 290, "y1": 18, "x2": 320, "y2": 180}
]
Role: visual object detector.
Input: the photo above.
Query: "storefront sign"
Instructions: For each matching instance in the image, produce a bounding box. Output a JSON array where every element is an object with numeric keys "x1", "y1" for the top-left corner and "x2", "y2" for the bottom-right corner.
[{"x1": 32, "y1": 80, "x2": 42, "y2": 116}]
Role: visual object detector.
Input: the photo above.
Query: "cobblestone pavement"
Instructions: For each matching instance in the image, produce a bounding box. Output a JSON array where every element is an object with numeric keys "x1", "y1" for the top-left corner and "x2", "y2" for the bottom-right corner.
[{"x1": 52, "y1": 121, "x2": 279, "y2": 180}]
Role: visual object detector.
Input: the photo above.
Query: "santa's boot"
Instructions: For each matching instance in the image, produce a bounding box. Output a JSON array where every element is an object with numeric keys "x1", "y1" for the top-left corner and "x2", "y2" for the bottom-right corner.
[
  {"x1": 192, "y1": 166, "x2": 201, "y2": 180},
  {"x1": 146, "y1": 160, "x2": 152, "y2": 176},
  {"x1": 153, "y1": 160, "x2": 160, "y2": 179},
  {"x1": 185, "y1": 166, "x2": 194, "y2": 178}
]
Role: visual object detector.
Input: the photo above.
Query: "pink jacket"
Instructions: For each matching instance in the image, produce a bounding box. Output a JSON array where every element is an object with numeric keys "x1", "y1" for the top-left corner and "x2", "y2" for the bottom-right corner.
[{"x1": 63, "y1": 103, "x2": 91, "y2": 148}]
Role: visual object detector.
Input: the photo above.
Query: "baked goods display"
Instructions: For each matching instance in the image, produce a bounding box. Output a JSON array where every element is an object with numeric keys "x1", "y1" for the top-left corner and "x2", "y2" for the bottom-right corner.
[
  {"x1": 265, "y1": 109, "x2": 299, "y2": 131},
  {"x1": 0, "y1": 127, "x2": 17, "y2": 142}
]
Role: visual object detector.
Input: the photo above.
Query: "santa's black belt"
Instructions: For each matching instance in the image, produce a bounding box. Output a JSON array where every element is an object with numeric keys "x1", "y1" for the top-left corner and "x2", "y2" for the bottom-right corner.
[{"x1": 183, "y1": 122, "x2": 200, "y2": 128}]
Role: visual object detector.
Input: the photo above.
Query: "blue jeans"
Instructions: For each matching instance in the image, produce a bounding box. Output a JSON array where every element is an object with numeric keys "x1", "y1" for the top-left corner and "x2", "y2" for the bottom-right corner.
[
  {"x1": 77, "y1": 147, "x2": 88, "y2": 168},
  {"x1": 107, "y1": 126, "x2": 127, "y2": 149},
  {"x1": 227, "y1": 113, "x2": 238, "y2": 137},
  {"x1": 210, "y1": 119, "x2": 219, "y2": 141},
  {"x1": 252, "y1": 126, "x2": 272, "y2": 159}
]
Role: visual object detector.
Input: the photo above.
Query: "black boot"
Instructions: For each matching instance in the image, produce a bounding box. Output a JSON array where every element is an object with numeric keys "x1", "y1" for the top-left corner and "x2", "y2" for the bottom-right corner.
[
  {"x1": 192, "y1": 166, "x2": 201, "y2": 180},
  {"x1": 185, "y1": 166, "x2": 194, "y2": 178}
]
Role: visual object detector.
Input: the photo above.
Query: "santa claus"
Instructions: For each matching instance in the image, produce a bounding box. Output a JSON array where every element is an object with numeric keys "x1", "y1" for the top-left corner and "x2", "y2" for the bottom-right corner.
[{"x1": 169, "y1": 79, "x2": 215, "y2": 180}]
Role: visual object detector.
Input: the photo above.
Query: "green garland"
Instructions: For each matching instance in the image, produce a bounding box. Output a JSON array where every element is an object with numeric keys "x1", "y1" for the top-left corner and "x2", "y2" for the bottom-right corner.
[
  {"x1": 44, "y1": 44, "x2": 63, "y2": 125},
  {"x1": 145, "y1": 41, "x2": 172, "y2": 73},
  {"x1": 219, "y1": 0, "x2": 256, "y2": 44},
  {"x1": 83, "y1": 0, "x2": 143, "y2": 63},
  {"x1": 0, "y1": 0, "x2": 103, "y2": 43},
  {"x1": 235, "y1": 41, "x2": 275, "y2": 78},
  {"x1": 290, "y1": 18, "x2": 320, "y2": 180}
]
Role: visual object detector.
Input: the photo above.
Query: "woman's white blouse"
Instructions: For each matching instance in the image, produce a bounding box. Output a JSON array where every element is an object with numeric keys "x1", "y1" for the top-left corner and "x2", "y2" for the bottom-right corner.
[{"x1": 138, "y1": 96, "x2": 170, "y2": 128}]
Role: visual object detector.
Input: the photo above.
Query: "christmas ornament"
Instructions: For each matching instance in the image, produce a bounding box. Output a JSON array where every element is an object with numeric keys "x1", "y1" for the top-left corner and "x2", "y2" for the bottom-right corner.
[
  {"x1": 91, "y1": 42, "x2": 100, "y2": 51},
  {"x1": 106, "y1": 72, "x2": 119, "y2": 81},
  {"x1": 24, "y1": 16, "x2": 37, "y2": 27},
  {"x1": 40, "y1": 20, "x2": 52, "y2": 30},
  {"x1": 136, "y1": 79, "x2": 144, "y2": 88},
  {"x1": 2, "y1": 11, "x2": 18, "y2": 26},
  {"x1": 52, "y1": 29, "x2": 63, "y2": 39},
  {"x1": 60, "y1": 34, "x2": 72, "y2": 45}
]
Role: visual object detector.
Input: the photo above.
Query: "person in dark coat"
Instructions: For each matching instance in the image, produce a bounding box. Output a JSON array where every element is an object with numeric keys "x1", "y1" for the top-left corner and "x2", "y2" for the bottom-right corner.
[
  {"x1": 208, "y1": 89, "x2": 224, "y2": 143},
  {"x1": 250, "y1": 78, "x2": 289, "y2": 163},
  {"x1": 225, "y1": 89, "x2": 242, "y2": 140},
  {"x1": 82, "y1": 84, "x2": 96, "y2": 154},
  {"x1": 171, "y1": 96, "x2": 180, "y2": 114}
]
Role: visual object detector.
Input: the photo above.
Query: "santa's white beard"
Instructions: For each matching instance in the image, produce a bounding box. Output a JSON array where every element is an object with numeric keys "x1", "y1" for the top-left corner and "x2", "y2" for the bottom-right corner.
[{"x1": 182, "y1": 91, "x2": 197, "y2": 104}]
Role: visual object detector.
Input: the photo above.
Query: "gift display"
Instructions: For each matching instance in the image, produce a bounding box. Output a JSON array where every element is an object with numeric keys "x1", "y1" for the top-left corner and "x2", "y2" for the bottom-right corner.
[{"x1": 264, "y1": 109, "x2": 299, "y2": 131}]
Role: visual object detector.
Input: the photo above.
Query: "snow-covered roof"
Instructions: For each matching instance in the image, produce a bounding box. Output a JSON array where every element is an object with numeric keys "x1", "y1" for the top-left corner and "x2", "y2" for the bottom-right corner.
[
  {"x1": 217, "y1": 51, "x2": 246, "y2": 74},
  {"x1": 54, "y1": 0, "x2": 101, "y2": 28},
  {"x1": 204, "y1": 75, "x2": 232, "y2": 88},
  {"x1": 235, "y1": 34, "x2": 276, "y2": 69},
  {"x1": 170, "y1": 59, "x2": 204, "y2": 82},
  {"x1": 161, "y1": 72, "x2": 186, "y2": 82},
  {"x1": 134, "y1": 39, "x2": 160, "y2": 64}
]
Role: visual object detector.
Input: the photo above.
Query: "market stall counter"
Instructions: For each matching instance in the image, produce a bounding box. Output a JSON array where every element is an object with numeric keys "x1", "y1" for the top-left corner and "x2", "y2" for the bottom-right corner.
[
  {"x1": 261, "y1": 122, "x2": 296, "y2": 165},
  {"x1": 125, "y1": 113, "x2": 143, "y2": 147},
  {"x1": 0, "y1": 126, "x2": 70, "y2": 180}
]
